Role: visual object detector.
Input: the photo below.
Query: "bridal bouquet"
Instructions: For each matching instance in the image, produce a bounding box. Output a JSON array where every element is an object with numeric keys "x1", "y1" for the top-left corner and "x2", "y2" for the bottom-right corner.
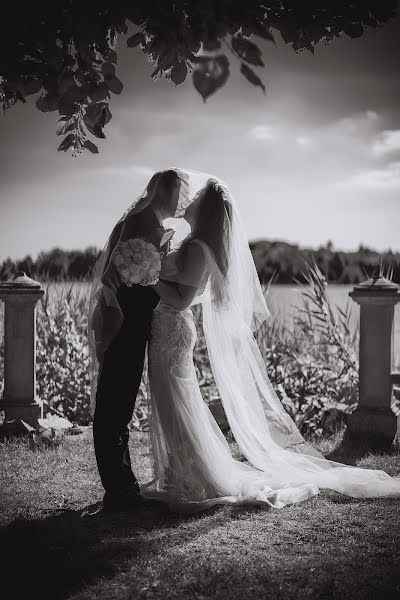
[{"x1": 112, "y1": 229, "x2": 174, "y2": 287}]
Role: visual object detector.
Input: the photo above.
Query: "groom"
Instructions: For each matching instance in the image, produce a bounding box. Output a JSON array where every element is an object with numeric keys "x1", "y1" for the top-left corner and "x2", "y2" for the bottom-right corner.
[{"x1": 93, "y1": 169, "x2": 183, "y2": 512}]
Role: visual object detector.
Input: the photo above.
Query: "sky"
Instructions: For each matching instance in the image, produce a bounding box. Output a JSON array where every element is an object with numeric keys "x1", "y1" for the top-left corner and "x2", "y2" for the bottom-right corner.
[{"x1": 0, "y1": 15, "x2": 400, "y2": 261}]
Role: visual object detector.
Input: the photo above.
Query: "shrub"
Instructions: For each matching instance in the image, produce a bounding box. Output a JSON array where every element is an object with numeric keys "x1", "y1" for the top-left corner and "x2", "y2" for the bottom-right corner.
[
  {"x1": 36, "y1": 283, "x2": 91, "y2": 424},
  {"x1": 256, "y1": 259, "x2": 359, "y2": 435},
  {"x1": 0, "y1": 263, "x2": 363, "y2": 435}
]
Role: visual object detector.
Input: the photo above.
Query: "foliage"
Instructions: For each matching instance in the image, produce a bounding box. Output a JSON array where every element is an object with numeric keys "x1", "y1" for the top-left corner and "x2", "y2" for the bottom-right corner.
[
  {"x1": 22, "y1": 281, "x2": 149, "y2": 429},
  {"x1": 35, "y1": 283, "x2": 91, "y2": 424},
  {"x1": 0, "y1": 246, "x2": 101, "y2": 281},
  {"x1": 255, "y1": 260, "x2": 359, "y2": 435},
  {"x1": 2, "y1": 240, "x2": 400, "y2": 285},
  {"x1": 0, "y1": 1, "x2": 397, "y2": 154},
  {"x1": 1, "y1": 259, "x2": 394, "y2": 436},
  {"x1": 250, "y1": 239, "x2": 400, "y2": 284}
]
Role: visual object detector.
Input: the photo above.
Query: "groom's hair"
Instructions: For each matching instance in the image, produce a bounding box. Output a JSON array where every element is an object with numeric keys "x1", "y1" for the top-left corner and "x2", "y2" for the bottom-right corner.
[{"x1": 150, "y1": 170, "x2": 180, "y2": 211}]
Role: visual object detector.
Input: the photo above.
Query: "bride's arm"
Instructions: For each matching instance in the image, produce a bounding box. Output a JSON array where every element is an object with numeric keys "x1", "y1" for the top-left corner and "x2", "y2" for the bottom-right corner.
[
  {"x1": 152, "y1": 279, "x2": 198, "y2": 311},
  {"x1": 151, "y1": 242, "x2": 205, "y2": 311}
]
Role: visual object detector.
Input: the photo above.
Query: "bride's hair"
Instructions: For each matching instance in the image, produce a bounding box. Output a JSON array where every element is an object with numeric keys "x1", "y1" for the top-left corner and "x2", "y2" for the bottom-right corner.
[{"x1": 177, "y1": 178, "x2": 232, "y2": 279}]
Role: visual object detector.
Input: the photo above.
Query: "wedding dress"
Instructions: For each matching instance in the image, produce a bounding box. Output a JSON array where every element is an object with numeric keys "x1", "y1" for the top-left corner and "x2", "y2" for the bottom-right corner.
[
  {"x1": 140, "y1": 170, "x2": 400, "y2": 514},
  {"x1": 142, "y1": 243, "x2": 321, "y2": 512}
]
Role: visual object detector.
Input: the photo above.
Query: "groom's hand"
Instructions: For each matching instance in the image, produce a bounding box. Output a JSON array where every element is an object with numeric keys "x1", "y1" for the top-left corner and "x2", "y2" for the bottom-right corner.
[{"x1": 150, "y1": 227, "x2": 175, "y2": 254}]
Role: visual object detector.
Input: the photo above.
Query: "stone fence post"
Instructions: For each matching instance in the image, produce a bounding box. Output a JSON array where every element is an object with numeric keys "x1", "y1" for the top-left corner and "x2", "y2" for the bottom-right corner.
[
  {"x1": 348, "y1": 275, "x2": 400, "y2": 449},
  {"x1": 0, "y1": 272, "x2": 44, "y2": 430}
]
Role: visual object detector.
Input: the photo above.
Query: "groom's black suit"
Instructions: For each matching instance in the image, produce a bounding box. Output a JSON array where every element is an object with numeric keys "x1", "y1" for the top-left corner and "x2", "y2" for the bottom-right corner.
[{"x1": 93, "y1": 205, "x2": 165, "y2": 497}]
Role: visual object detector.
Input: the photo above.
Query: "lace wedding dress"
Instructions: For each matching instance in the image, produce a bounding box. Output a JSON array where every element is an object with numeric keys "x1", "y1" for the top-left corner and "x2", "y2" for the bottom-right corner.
[{"x1": 141, "y1": 243, "x2": 322, "y2": 512}]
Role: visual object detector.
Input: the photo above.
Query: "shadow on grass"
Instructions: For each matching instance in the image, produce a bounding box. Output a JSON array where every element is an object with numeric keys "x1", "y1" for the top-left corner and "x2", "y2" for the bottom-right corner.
[
  {"x1": 325, "y1": 427, "x2": 400, "y2": 465},
  {"x1": 0, "y1": 501, "x2": 222, "y2": 600}
]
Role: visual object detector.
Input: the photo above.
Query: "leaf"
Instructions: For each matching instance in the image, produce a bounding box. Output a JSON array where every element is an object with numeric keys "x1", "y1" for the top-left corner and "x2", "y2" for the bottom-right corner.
[
  {"x1": 83, "y1": 102, "x2": 107, "y2": 127},
  {"x1": 15, "y1": 90, "x2": 26, "y2": 103},
  {"x1": 85, "y1": 121, "x2": 106, "y2": 139},
  {"x1": 279, "y1": 23, "x2": 298, "y2": 44},
  {"x1": 240, "y1": 63, "x2": 266, "y2": 94},
  {"x1": 84, "y1": 101, "x2": 109, "y2": 128},
  {"x1": 203, "y1": 38, "x2": 221, "y2": 51},
  {"x1": 127, "y1": 31, "x2": 146, "y2": 48},
  {"x1": 343, "y1": 22, "x2": 364, "y2": 38},
  {"x1": 20, "y1": 419, "x2": 36, "y2": 432},
  {"x1": 57, "y1": 133, "x2": 75, "y2": 152},
  {"x1": 21, "y1": 78, "x2": 43, "y2": 96},
  {"x1": 101, "y1": 104, "x2": 112, "y2": 125},
  {"x1": 36, "y1": 92, "x2": 58, "y2": 112},
  {"x1": 232, "y1": 34, "x2": 264, "y2": 66},
  {"x1": 253, "y1": 25, "x2": 276, "y2": 44},
  {"x1": 103, "y1": 48, "x2": 117, "y2": 64},
  {"x1": 56, "y1": 119, "x2": 75, "y2": 136},
  {"x1": 63, "y1": 53, "x2": 76, "y2": 67},
  {"x1": 151, "y1": 49, "x2": 178, "y2": 79},
  {"x1": 101, "y1": 62, "x2": 116, "y2": 77},
  {"x1": 88, "y1": 81, "x2": 110, "y2": 102},
  {"x1": 83, "y1": 139, "x2": 99, "y2": 154},
  {"x1": 192, "y1": 55, "x2": 230, "y2": 102},
  {"x1": 170, "y1": 61, "x2": 188, "y2": 86},
  {"x1": 104, "y1": 74, "x2": 124, "y2": 94},
  {"x1": 116, "y1": 20, "x2": 128, "y2": 35},
  {"x1": 58, "y1": 71, "x2": 75, "y2": 96},
  {"x1": 38, "y1": 413, "x2": 73, "y2": 429},
  {"x1": 159, "y1": 229, "x2": 175, "y2": 246}
]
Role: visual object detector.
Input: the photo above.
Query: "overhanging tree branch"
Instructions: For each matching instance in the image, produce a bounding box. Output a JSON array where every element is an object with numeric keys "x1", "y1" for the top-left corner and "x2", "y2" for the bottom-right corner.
[{"x1": 0, "y1": 1, "x2": 397, "y2": 155}]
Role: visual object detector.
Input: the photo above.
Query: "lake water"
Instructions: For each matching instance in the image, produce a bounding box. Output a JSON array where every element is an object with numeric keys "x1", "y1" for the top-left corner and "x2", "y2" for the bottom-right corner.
[
  {"x1": 0, "y1": 283, "x2": 399, "y2": 369},
  {"x1": 266, "y1": 284, "x2": 400, "y2": 369}
]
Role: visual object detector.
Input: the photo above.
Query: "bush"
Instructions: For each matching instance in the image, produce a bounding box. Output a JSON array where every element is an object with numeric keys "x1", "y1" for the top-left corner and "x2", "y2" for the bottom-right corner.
[
  {"x1": 256, "y1": 259, "x2": 359, "y2": 435},
  {"x1": 0, "y1": 263, "x2": 361, "y2": 435},
  {"x1": 34, "y1": 282, "x2": 152, "y2": 429},
  {"x1": 36, "y1": 283, "x2": 91, "y2": 424}
]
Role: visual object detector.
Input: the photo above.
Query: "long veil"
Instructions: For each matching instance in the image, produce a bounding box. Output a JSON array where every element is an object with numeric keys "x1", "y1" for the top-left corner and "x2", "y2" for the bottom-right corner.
[{"x1": 162, "y1": 168, "x2": 400, "y2": 503}]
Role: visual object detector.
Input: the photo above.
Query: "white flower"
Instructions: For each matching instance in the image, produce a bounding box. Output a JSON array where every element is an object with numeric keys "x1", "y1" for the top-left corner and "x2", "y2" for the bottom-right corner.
[
  {"x1": 114, "y1": 254, "x2": 124, "y2": 267},
  {"x1": 113, "y1": 237, "x2": 162, "y2": 286}
]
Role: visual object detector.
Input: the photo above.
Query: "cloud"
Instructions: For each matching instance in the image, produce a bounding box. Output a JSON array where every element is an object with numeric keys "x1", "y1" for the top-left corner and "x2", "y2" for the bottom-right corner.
[
  {"x1": 371, "y1": 129, "x2": 400, "y2": 158},
  {"x1": 335, "y1": 161, "x2": 400, "y2": 190},
  {"x1": 334, "y1": 109, "x2": 379, "y2": 132},
  {"x1": 247, "y1": 125, "x2": 278, "y2": 141},
  {"x1": 93, "y1": 163, "x2": 155, "y2": 177},
  {"x1": 247, "y1": 109, "x2": 379, "y2": 151},
  {"x1": 295, "y1": 135, "x2": 314, "y2": 146}
]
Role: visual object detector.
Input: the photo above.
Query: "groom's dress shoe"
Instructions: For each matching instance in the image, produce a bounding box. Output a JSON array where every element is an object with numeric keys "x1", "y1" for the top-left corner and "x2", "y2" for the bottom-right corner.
[{"x1": 102, "y1": 488, "x2": 143, "y2": 512}]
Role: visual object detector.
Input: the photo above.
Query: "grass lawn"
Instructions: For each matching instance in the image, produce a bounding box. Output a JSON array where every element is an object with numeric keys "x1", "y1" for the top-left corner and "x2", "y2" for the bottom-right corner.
[{"x1": 1, "y1": 426, "x2": 400, "y2": 600}]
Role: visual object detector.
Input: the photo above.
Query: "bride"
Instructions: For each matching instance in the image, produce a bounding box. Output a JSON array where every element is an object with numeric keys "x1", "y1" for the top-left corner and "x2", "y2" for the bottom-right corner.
[{"x1": 137, "y1": 168, "x2": 400, "y2": 514}]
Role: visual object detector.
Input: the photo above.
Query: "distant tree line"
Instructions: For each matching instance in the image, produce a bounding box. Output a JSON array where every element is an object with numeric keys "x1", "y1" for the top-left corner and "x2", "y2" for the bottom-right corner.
[
  {"x1": 0, "y1": 247, "x2": 101, "y2": 281},
  {"x1": 0, "y1": 240, "x2": 399, "y2": 284},
  {"x1": 250, "y1": 240, "x2": 400, "y2": 284}
]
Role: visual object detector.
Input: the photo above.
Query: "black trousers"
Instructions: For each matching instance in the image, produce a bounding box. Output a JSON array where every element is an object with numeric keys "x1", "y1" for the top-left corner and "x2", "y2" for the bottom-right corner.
[{"x1": 93, "y1": 284, "x2": 159, "y2": 495}]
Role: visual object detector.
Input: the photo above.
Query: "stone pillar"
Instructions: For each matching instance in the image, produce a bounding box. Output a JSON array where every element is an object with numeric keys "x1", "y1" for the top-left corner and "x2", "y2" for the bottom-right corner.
[
  {"x1": 0, "y1": 272, "x2": 44, "y2": 429},
  {"x1": 348, "y1": 275, "x2": 400, "y2": 449}
]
